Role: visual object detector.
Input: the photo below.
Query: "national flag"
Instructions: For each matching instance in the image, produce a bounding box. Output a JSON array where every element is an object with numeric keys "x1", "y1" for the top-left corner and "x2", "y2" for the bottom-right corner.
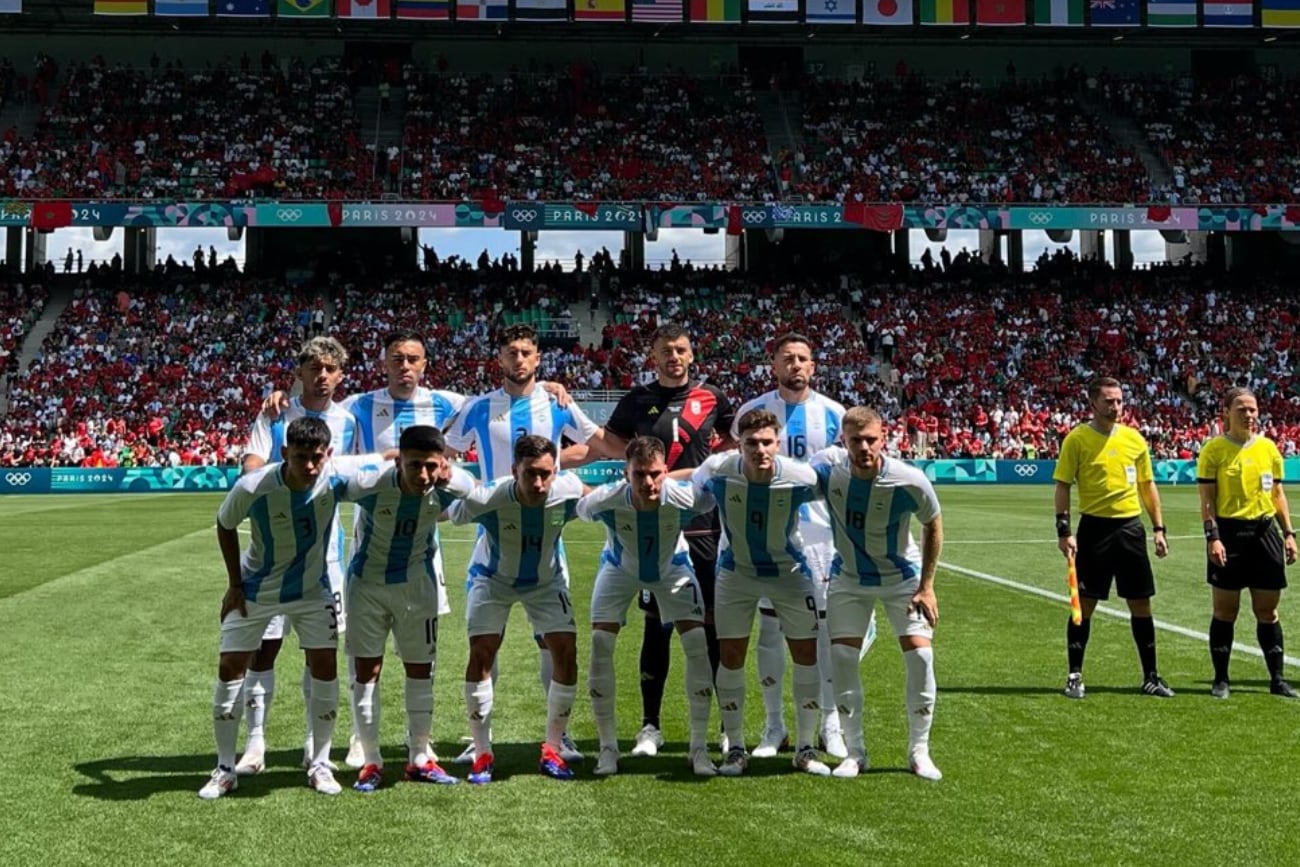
[
  {"x1": 0, "y1": 1, "x2": 21, "y2": 14},
  {"x1": 919, "y1": 0, "x2": 970, "y2": 22},
  {"x1": 94, "y1": 0, "x2": 149, "y2": 13},
  {"x1": 337, "y1": 0, "x2": 392, "y2": 15},
  {"x1": 278, "y1": 0, "x2": 329, "y2": 14},
  {"x1": 1146, "y1": 0, "x2": 1196, "y2": 24},
  {"x1": 1202, "y1": 0, "x2": 1252, "y2": 24},
  {"x1": 31, "y1": 202, "x2": 73, "y2": 231},
  {"x1": 395, "y1": 0, "x2": 448, "y2": 15},
  {"x1": 748, "y1": 0, "x2": 799, "y2": 20},
  {"x1": 216, "y1": 0, "x2": 270, "y2": 14},
  {"x1": 844, "y1": 202, "x2": 904, "y2": 231},
  {"x1": 631, "y1": 0, "x2": 682, "y2": 19},
  {"x1": 806, "y1": 0, "x2": 856, "y2": 20},
  {"x1": 689, "y1": 0, "x2": 741, "y2": 20},
  {"x1": 575, "y1": 0, "x2": 625, "y2": 19},
  {"x1": 156, "y1": 0, "x2": 210, "y2": 14},
  {"x1": 514, "y1": 0, "x2": 567, "y2": 17},
  {"x1": 456, "y1": 0, "x2": 508, "y2": 17},
  {"x1": 976, "y1": 0, "x2": 1024, "y2": 22},
  {"x1": 862, "y1": 0, "x2": 913, "y2": 23},
  {"x1": 1262, "y1": 0, "x2": 1300, "y2": 26},
  {"x1": 1034, "y1": 0, "x2": 1083, "y2": 22},
  {"x1": 1087, "y1": 0, "x2": 1138, "y2": 24}
]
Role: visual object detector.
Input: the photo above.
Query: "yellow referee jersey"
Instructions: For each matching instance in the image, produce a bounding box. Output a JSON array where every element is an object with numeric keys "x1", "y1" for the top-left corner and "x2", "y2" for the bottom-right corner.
[
  {"x1": 1053, "y1": 423, "x2": 1153, "y2": 518},
  {"x1": 1196, "y1": 435, "x2": 1283, "y2": 520}
]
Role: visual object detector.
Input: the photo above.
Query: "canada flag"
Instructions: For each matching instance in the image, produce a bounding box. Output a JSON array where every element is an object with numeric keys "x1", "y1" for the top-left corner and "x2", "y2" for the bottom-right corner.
[{"x1": 337, "y1": 0, "x2": 392, "y2": 17}]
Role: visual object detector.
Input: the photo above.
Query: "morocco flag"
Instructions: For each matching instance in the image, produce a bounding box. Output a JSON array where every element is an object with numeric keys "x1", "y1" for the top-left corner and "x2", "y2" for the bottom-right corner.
[
  {"x1": 337, "y1": 0, "x2": 392, "y2": 15},
  {"x1": 976, "y1": 0, "x2": 1024, "y2": 22}
]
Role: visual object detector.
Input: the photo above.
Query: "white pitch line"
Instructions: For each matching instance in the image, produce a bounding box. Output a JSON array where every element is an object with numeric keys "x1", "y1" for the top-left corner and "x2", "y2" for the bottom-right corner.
[
  {"x1": 940, "y1": 560, "x2": 1300, "y2": 667},
  {"x1": 945, "y1": 534, "x2": 1203, "y2": 546}
]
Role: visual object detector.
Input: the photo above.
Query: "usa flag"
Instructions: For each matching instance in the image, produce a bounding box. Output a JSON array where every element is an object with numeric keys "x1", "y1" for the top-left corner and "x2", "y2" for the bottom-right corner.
[{"x1": 632, "y1": 0, "x2": 684, "y2": 19}]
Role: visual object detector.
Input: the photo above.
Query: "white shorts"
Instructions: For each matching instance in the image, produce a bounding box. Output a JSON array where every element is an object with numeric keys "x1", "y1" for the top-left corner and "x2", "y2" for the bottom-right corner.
[
  {"x1": 590, "y1": 564, "x2": 705, "y2": 626},
  {"x1": 261, "y1": 556, "x2": 347, "y2": 641},
  {"x1": 221, "y1": 594, "x2": 338, "y2": 654},
  {"x1": 345, "y1": 578, "x2": 440, "y2": 663},
  {"x1": 466, "y1": 579, "x2": 577, "y2": 638},
  {"x1": 716, "y1": 569, "x2": 818, "y2": 642},
  {"x1": 827, "y1": 578, "x2": 933, "y2": 642},
  {"x1": 759, "y1": 534, "x2": 834, "y2": 614}
]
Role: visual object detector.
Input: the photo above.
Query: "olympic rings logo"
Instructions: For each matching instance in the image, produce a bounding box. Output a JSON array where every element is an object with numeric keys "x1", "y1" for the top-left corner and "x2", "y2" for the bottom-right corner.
[
  {"x1": 1012, "y1": 464, "x2": 1039, "y2": 477},
  {"x1": 511, "y1": 208, "x2": 540, "y2": 222},
  {"x1": 1027, "y1": 212, "x2": 1054, "y2": 225},
  {"x1": 4, "y1": 472, "x2": 32, "y2": 486},
  {"x1": 742, "y1": 209, "x2": 769, "y2": 222},
  {"x1": 275, "y1": 209, "x2": 304, "y2": 222}
]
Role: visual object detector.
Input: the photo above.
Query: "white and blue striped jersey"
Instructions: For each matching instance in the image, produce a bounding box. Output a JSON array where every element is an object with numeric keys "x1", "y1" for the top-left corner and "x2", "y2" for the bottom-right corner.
[
  {"x1": 342, "y1": 386, "x2": 465, "y2": 453},
  {"x1": 217, "y1": 455, "x2": 380, "y2": 604},
  {"x1": 732, "y1": 389, "x2": 845, "y2": 530},
  {"x1": 447, "y1": 472, "x2": 585, "y2": 589},
  {"x1": 444, "y1": 387, "x2": 598, "y2": 481},
  {"x1": 343, "y1": 465, "x2": 477, "y2": 587},
  {"x1": 690, "y1": 453, "x2": 822, "y2": 580},
  {"x1": 576, "y1": 480, "x2": 712, "y2": 583},
  {"x1": 810, "y1": 448, "x2": 941, "y2": 587},
  {"x1": 246, "y1": 398, "x2": 360, "y2": 462},
  {"x1": 245, "y1": 400, "x2": 361, "y2": 568}
]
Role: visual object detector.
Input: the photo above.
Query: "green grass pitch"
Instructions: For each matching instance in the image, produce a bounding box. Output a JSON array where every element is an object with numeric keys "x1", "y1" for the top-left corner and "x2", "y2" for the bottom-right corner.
[{"x1": 0, "y1": 486, "x2": 1296, "y2": 866}]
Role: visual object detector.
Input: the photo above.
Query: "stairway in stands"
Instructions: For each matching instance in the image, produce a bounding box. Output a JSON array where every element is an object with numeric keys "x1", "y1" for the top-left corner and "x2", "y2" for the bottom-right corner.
[{"x1": 0, "y1": 279, "x2": 72, "y2": 418}]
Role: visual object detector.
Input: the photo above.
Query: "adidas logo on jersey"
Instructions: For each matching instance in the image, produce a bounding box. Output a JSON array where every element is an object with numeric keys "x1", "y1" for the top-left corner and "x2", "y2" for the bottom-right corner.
[
  {"x1": 377, "y1": 408, "x2": 390, "y2": 418},
  {"x1": 647, "y1": 406, "x2": 660, "y2": 416},
  {"x1": 504, "y1": 522, "x2": 518, "y2": 531},
  {"x1": 379, "y1": 508, "x2": 393, "y2": 516},
  {"x1": 728, "y1": 494, "x2": 742, "y2": 504},
  {"x1": 620, "y1": 523, "x2": 633, "y2": 532}
]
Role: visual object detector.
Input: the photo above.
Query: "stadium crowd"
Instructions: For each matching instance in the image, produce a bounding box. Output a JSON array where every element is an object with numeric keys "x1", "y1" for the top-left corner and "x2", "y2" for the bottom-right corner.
[
  {"x1": 2, "y1": 257, "x2": 1299, "y2": 468},
  {"x1": 4, "y1": 53, "x2": 1299, "y2": 205}
]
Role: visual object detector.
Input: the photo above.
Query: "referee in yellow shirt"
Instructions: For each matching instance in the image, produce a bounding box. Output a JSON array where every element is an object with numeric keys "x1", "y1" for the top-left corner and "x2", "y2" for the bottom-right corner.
[
  {"x1": 1198, "y1": 387, "x2": 1298, "y2": 700},
  {"x1": 1053, "y1": 377, "x2": 1173, "y2": 699}
]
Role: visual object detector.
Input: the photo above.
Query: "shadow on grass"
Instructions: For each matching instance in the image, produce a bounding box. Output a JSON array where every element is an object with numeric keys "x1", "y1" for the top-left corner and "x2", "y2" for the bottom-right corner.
[{"x1": 72, "y1": 750, "x2": 310, "y2": 801}]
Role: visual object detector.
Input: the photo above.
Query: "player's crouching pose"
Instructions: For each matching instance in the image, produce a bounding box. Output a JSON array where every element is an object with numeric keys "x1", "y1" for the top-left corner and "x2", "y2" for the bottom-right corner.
[
  {"x1": 690, "y1": 409, "x2": 829, "y2": 778},
  {"x1": 445, "y1": 435, "x2": 590, "y2": 783},
  {"x1": 812, "y1": 407, "x2": 944, "y2": 781},
  {"x1": 578, "y1": 436, "x2": 718, "y2": 777},
  {"x1": 344, "y1": 426, "x2": 476, "y2": 792},
  {"x1": 201, "y1": 418, "x2": 381, "y2": 800}
]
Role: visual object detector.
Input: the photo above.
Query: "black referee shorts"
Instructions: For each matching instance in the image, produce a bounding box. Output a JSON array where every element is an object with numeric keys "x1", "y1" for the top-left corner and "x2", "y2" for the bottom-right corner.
[
  {"x1": 640, "y1": 532, "x2": 719, "y2": 617},
  {"x1": 1075, "y1": 514, "x2": 1155, "y2": 600},
  {"x1": 1207, "y1": 517, "x2": 1288, "y2": 592}
]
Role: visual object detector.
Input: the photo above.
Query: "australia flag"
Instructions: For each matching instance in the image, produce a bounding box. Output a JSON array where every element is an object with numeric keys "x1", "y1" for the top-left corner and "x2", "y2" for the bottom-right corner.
[{"x1": 1088, "y1": 0, "x2": 1139, "y2": 24}]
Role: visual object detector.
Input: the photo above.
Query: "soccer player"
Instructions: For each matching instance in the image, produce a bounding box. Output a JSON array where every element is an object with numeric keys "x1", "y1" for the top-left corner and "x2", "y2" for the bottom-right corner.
[
  {"x1": 444, "y1": 323, "x2": 611, "y2": 764},
  {"x1": 200, "y1": 417, "x2": 374, "y2": 800},
  {"x1": 577, "y1": 436, "x2": 718, "y2": 777},
  {"x1": 732, "y1": 332, "x2": 868, "y2": 760},
  {"x1": 690, "y1": 409, "x2": 828, "y2": 777},
  {"x1": 236, "y1": 336, "x2": 360, "y2": 776},
  {"x1": 1054, "y1": 376, "x2": 1174, "y2": 700},
  {"x1": 600, "y1": 323, "x2": 735, "y2": 759},
  {"x1": 811, "y1": 407, "x2": 944, "y2": 781},
  {"x1": 1198, "y1": 387, "x2": 1298, "y2": 699},
  {"x1": 343, "y1": 425, "x2": 477, "y2": 792},
  {"x1": 444, "y1": 435, "x2": 589, "y2": 784}
]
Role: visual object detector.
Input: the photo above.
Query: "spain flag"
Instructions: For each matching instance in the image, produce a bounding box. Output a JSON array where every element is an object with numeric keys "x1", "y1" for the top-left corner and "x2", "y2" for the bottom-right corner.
[{"x1": 575, "y1": 0, "x2": 626, "y2": 17}]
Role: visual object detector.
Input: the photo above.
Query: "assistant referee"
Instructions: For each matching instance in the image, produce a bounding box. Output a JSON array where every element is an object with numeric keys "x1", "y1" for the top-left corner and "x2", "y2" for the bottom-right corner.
[
  {"x1": 1198, "y1": 387, "x2": 1298, "y2": 700},
  {"x1": 1053, "y1": 376, "x2": 1173, "y2": 700}
]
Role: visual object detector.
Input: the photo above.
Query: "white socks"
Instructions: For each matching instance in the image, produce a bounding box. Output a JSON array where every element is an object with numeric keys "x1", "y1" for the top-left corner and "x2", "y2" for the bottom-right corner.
[
  {"x1": 465, "y1": 679, "x2": 494, "y2": 755},
  {"x1": 242, "y1": 669, "x2": 273, "y2": 752},
  {"x1": 350, "y1": 680, "x2": 381, "y2": 767},
  {"x1": 791, "y1": 662, "x2": 821, "y2": 750},
  {"x1": 904, "y1": 646, "x2": 936, "y2": 754},
  {"x1": 307, "y1": 678, "x2": 338, "y2": 769},
  {"x1": 589, "y1": 630, "x2": 618, "y2": 749},
  {"x1": 830, "y1": 643, "x2": 865, "y2": 758},
  {"x1": 679, "y1": 627, "x2": 714, "y2": 753},
  {"x1": 756, "y1": 614, "x2": 786, "y2": 730},
  {"x1": 213, "y1": 678, "x2": 244, "y2": 770},
  {"x1": 405, "y1": 676, "x2": 434, "y2": 764},
  {"x1": 546, "y1": 681, "x2": 577, "y2": 750},
  {"x1": 716, "y1": 664, "x2": 747, "y2": 751}
]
